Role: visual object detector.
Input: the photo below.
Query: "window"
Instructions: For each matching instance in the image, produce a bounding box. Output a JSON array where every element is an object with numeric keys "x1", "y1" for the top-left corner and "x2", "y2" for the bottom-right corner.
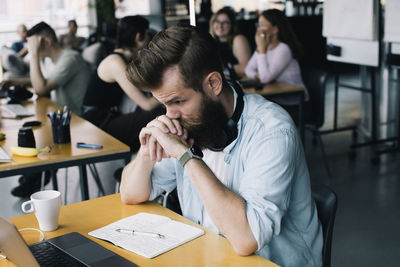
[{"x1": 0, "y1": 0, "x2": 95, "y2": 46}]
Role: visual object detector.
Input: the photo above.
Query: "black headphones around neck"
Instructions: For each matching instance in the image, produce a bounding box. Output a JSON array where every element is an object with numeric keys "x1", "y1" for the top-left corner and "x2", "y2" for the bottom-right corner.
[{"x1": 209, "y1": 81, "x2": 244, "y2": 152}]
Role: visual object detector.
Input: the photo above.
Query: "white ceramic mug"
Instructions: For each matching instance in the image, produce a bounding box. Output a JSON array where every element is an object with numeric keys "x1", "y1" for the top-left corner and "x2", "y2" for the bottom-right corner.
[{"x1": 21, "y1": 190, "x2": 61, "y2": 231}]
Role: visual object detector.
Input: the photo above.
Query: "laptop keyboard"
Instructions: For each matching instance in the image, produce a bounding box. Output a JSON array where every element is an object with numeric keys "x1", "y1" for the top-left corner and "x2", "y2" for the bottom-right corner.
[{"x1": 29, "y1": 241, "x2": 87, "y2": 267}]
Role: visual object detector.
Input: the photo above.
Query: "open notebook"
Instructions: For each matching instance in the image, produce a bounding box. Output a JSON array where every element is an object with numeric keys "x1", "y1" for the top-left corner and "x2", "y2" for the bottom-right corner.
[
  {"x1": 88, "y1": 212, "x2": 205, "y2": 259},
  {"x1": 1, "y1": 104, "x2": 34, "y2": 118}
]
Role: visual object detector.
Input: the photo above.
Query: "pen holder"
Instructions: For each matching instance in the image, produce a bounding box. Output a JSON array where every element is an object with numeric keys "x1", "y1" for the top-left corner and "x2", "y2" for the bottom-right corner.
[{"x1": 52, "y1": 124, "x2": 71, "y2": 144}]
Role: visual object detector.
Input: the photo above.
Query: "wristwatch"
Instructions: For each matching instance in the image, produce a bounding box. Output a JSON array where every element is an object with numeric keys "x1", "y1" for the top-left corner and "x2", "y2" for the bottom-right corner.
[{"x1": 179, "y1": 145, "x2": 203, "y2": 167}]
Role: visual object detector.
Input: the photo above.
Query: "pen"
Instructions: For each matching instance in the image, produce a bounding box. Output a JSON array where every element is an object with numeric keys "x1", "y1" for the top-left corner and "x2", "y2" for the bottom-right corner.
[
  {"x1": 61, "y1": 108, "x2": 68, "y2": 125},
  {"x1": 76, "y1": 142, "x2": 103, "y2": 149},
  {"x1": 115, "y1": 228, "x2": 165, "y2": 239},
  {"x1": 47, "y1": 114, "x2": 53, "y2": 124},
  {"x1": 52, "y1": 112, "x2": 56, "y2": 125},
  {"x1": 65, "y1": 110, "x2": 72, "y2": 125}
]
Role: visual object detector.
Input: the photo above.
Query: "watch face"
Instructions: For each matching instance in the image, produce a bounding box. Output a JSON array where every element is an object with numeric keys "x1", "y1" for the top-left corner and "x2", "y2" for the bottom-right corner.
[{"x1": 190, "y1": 145, "x2": 203, "y2": 158}]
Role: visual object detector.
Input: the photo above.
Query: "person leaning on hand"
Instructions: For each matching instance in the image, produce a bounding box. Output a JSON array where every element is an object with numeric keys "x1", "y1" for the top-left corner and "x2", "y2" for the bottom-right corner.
[
  {"x1": 11, "y1": 22, "x2": 90, "y2": 199},
  {"x1": 245, "y1": 9, "x2": 308, "y2": 106},
  {"x1": 26, "y1": 21, "x2": 90, "y2": 115},
  {"x1": 120, "y1": 25, "x2": 323, "y2": 267}
]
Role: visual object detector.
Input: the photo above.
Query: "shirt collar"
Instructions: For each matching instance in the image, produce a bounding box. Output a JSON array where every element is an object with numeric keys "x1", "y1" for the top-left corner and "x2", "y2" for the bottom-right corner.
[{"x1": 222, "y1": 83, "x2": 245, "y2": 154}]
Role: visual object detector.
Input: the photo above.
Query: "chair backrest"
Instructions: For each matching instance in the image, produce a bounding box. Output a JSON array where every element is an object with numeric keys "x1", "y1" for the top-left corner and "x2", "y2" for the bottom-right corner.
[
  {"x1": 81, "y1": 42, "x2": 104, "y2": 70},
  {"x1": 142, "y1": 15, "x2": 167, "y2": 38},
  {"x1": 312, "y1": 185, "x2": 338, "y2": 267},
  {"x1": 302, "y1": 66, "x2": 328, "y2": 128}
]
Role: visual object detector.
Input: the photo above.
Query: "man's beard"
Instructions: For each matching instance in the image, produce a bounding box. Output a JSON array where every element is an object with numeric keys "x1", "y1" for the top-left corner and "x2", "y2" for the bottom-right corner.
[{"x1": 180, "y1": 94, "x2": 229, "y2": 150}]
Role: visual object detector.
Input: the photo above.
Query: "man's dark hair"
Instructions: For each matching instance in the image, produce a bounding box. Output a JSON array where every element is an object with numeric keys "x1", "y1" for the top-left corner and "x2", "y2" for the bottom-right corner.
[
  {"x1": 127, "y1": 25, "x2": 225, "y2": 92},
  {"x1": 116, "y1": 16, "x2": 149, "y2": 50},
  {"x1": 68, "y1": 19, "x2": 77, "y2": 27},
  {"x1": 27, "y1": 21, "x2": 58, "y2": 42}
]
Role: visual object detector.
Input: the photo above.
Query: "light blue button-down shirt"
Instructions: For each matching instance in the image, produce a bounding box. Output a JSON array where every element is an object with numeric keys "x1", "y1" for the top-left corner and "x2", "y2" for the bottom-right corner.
[{"x1": 149, "y1": 92, "x2": 323, "y2": 267}]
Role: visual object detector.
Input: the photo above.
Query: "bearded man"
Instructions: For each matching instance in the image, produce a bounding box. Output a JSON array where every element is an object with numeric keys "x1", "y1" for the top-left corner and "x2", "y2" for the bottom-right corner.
[{"x1": 120, "y1": 25, "x2": 323, "y2": 267}]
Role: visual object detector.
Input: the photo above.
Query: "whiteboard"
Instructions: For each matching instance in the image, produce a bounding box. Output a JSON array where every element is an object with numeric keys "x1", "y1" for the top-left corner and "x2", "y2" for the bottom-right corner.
[
  {"x1": 327, "y1": 38, "x2": 379, "y2": 67},
  {"x1": 323, "y1": 0, "x2": 378, "y2": 41},
  {"x1": 384, "y1": 0, "x2": 400, "y2": 43}
]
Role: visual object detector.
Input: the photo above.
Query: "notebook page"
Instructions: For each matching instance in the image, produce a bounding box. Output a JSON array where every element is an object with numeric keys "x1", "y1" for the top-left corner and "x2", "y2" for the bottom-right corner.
[
  {"x1": 0, "y1": 147, "x2": 11, "y2": 162},
  {"x1": 88, "y1": 212, "x2": 204, "y2": 258}
]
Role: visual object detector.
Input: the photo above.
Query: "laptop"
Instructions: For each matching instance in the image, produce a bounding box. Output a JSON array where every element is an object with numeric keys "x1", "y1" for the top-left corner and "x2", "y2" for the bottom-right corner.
[{"x1": 0, "y1": 217, "x2": 137, "y2": 267}]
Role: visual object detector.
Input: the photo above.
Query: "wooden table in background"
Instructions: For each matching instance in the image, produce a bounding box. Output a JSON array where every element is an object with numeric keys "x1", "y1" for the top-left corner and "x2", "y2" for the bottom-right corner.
[
  {"x1": 243, "y1": 82, "x2": 305, "y2": 141},
  {"x1": 1, "y1": 194, "x2": 277, "y2": 267},
  {"x1": 243, "y1": 82, "x2": 304, "y2": 97},
  {"x1": 0, "y1": 96, "x2": 130, "y2": 200}
]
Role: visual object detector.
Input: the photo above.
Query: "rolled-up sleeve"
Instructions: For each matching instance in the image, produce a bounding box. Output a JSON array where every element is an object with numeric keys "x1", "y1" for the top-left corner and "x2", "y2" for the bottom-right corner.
[
  {"x1": 148, "y1": 158, "x2": 178, "y2": 200},
  {"x1": 48, "y1": 55, "x2": 79, "y2": 87},
  {"x1": 239, "y1": 127, "x2": 297, "y2": 250},
  {"x1": 258, "y1": 45, "x2": 292, "y2": 84},
  {"x1": 245, "y1": 52, "x2": 258, "y2": 79}
]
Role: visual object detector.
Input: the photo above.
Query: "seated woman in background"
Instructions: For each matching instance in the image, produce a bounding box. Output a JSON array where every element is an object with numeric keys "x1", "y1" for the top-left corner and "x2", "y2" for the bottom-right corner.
[
  {"x1": 82, "y1": 16, "x2": 163, "y2": 152},
  {"x1": 245, "y1": 9, "x2": 308, "y2": 106},
  {"x1": 209, "y1": 7, "x2": 251, "y2": 80}
]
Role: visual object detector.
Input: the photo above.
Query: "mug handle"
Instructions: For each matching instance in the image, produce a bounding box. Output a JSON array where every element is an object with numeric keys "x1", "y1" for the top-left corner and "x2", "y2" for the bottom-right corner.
[{"x1": 21, "y1": 200, "x2": 35, "y2": 213}]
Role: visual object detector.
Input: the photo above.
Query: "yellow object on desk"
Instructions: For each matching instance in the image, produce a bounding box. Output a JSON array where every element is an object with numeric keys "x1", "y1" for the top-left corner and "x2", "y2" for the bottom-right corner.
[
  {"x1": 0, "y1": 96, "x2": 130, "y2": 200},
  {"x1": 4, "y1": 194, "x2": 278, "y2": 267},
  {"x1": 10, "y1": 146, "x2": 51, "y2": 157}
]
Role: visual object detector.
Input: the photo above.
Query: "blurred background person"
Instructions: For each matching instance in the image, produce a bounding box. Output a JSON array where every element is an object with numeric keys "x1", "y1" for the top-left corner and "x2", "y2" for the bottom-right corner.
[
  {"x1": 11, "y1": 24, "x2": 28, "y2": 58},
  {"x1": 0, "y1": 24, "x2": 30, "y2": 81},
  {"x1": 209, "y1": 7, "x2": 251, "y2": 80},
  {"x1": 59, "y1": 19, "x2": 86, "y2": 50},
  {"x1": 82, "y1": 15, "x2": 163, "y2": 152},
  {"x1": 245, "y1": 9, "x2": 308, "y2": 106},
  {"x1": 11, "y1": 21, "x2": 91, "y2": 198}
]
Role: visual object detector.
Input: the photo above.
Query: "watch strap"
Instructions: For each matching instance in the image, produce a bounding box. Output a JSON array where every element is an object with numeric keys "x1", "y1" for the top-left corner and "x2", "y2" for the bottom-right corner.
[
  {"x1": 179, "y1": 147, "x2": 202, "y2": 167},
  {"x1": 179, "y1": 148, "x2": 192, "y2": 167}
]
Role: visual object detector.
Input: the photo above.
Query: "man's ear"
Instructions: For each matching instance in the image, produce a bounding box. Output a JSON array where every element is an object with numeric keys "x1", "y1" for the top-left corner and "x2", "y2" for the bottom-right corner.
[
  {"x1": 135, "y1": 32, "x2": 148, "y2": 48},
  {"x1": 203, "y1": 72, "x2": 223, "y2": 98},
  {"x1": 136, "y1": 32, "x2": 145, "y2": 42}
]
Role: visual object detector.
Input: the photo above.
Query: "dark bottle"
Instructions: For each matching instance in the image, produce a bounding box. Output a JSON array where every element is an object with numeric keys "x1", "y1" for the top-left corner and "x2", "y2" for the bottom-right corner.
[{"x1": 18, "y1": 127, "x2": 36, "y2": 148}]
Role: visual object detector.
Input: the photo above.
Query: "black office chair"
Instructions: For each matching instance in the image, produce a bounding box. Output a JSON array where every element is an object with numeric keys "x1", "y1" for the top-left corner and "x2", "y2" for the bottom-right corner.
[
  {"x1": 312, "y1": 185, "x2": 338, "y2": 267},
  {"x1": 302, "y1": 66, "x2": 331, "y2": 178}
]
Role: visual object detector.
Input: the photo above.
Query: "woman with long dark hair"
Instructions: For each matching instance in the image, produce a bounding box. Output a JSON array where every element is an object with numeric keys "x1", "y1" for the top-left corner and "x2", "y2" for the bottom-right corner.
[
  {"x1": 245, "y1": 9, "x2": 308, "y2": 106},
  {"x1": 82, "y1": 16, "x2": 163, "y2": 151}
]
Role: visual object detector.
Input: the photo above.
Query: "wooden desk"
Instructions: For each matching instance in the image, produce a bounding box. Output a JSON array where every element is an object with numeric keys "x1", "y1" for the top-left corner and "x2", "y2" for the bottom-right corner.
[
  {"x1": 243, "y1": 82, "x2": 304, "y2": 97},
  {"x1": 2, "y1": 194, "x2": 278, "y2": 267},
  {"x1": 0, "y1": 97, "x2": 130, "y2": 200},
  {"x1": 243, "y1": 82, "x2": 305, "y2": 141}
]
